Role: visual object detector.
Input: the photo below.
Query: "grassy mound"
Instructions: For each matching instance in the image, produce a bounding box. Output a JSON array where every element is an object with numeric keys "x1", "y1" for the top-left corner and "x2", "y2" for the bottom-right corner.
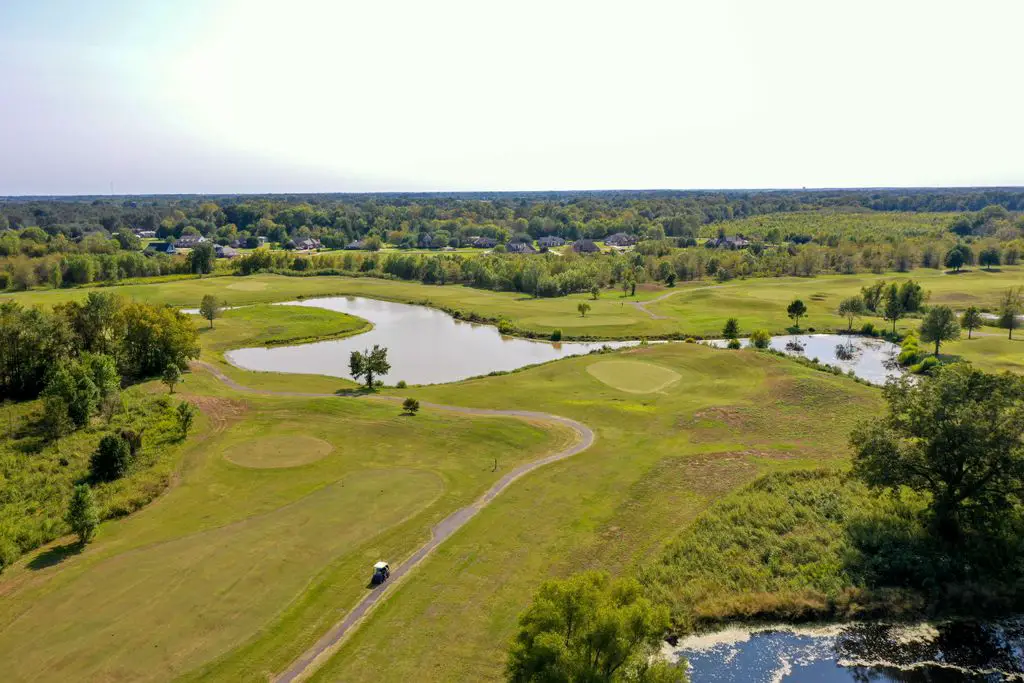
[
  {"x1": 224, "y1": 435, "x2": 334, "y2": 468},
  {"x1": 585, "y1": 360, "x2": 682, "y2": 393}
]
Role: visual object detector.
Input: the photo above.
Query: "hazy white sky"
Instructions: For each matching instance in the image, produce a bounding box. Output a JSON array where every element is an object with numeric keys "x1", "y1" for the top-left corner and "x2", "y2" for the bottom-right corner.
[{"x1": 2, "y1": 0, "x2": 1022, "y2": 195}]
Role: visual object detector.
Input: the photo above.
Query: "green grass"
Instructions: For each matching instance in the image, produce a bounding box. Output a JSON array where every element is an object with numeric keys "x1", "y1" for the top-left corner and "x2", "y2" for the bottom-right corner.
[
  {"x1": 585, "y1": 359, "x2": 682, "y2": 393},
  {"x1": 305, "y1": 344, "x2": 881, "y2": 682},
  {"x1": 0, "y1": 383, "x2": 560, "y2": 682}
]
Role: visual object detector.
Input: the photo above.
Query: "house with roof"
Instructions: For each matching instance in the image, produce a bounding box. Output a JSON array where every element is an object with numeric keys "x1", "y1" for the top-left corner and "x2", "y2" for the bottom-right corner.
[
  {"x1": 470, "y1": 236, "x2": 497, "y2": 248},
  {"x1": 295, "y1": 237, "x2": 322, "y2": 251},
  {"x1": 537, "y1": 236, "x2": 566, "y2": 249},
  {"x1": 173, "y1": 235, "x2": 207, "y2": 249},
  {"x1": 215, "y1": 245, "x2": 239, "y2": 258},
  {"x1": 705, "y1": 235, "x2": 750, "y2": 250},
  {"x1": 505, "y1": 241, "x2": 537, "y2": 254},
  {"x1": 572, "y1": 239, "x2": 600, "y2": 254},
  {"x1": 345, "y1": 239, "x2": 365, "y2": 250},
  {"x1": 145, "y1": 241, "x2": 176, "y2": 255},
  {"x1": 604, "y1": 232, "x2": 638, "y2": 248},
  {"x1": 134, "y1": 230, "x2": 156, "y2": 239}
]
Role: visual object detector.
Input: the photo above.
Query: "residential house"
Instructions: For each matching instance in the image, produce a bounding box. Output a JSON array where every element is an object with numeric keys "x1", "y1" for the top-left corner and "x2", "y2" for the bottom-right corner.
[
  {"x1": 145, "y1": 241, "x2": 176, "y2": 255},
  {"x1": 134, "y1": 230, "x2": 156, "y2": 239},
  {"x1": 604, "y1": 232, "x2": 638, "y2": 248},
  {"x1": 505, "y1": 241, "x2": 537, "y2": 254},
  {"x1": 173, "y1": 235, "x2": 207, "y2": 249},
  {"x1": 537, "y1": 236, "x2": 566, "y2": 248},
  {"x1": 345, "y1": 239, "x2": 365, "y2": 250},
  {"x1": 215, "y1": 245, "x2": 239, "y2": 258},
  {"x1": 572, "y1": 239, "x2": 600, "y2": 254},
  {"x1": 705, "y1": 235, "x2": 750, "y2": 250},
  {"x1": 470, "y1": 236, "x2": 497, "y2": 248},
  {"x1": 295, "y1": 238, "x2": 322, "y2": 251}
]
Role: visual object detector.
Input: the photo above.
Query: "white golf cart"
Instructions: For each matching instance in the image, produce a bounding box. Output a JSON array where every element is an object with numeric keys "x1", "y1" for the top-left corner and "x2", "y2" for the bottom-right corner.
[{"x1": 371, "y1": 561, "x2": 391, "y2": 586}]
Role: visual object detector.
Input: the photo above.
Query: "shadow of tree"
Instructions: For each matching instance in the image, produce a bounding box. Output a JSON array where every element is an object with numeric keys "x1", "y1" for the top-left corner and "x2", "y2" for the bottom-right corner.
[{"x1": 28, "y1": 541, "x2": 84, "y2": 571}]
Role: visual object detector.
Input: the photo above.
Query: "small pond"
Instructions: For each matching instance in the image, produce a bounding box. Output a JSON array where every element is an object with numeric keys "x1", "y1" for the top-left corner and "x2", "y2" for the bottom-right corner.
[
  {"x1": 703, "y1": 334, "x2": 903, "y2": 385},
  {"x1": 666, "y1": 620, "x2": 1024, "y2": 682},
  {"x1": 224, "y1": 297, "x2": 636, "y2": 385}
]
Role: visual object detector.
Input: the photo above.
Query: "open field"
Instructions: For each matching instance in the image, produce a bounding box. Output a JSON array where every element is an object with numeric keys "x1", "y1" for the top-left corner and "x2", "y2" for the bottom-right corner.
[
  {"x1": 0, "y1": 376, "x2": 560, "y2": 682},
  {"x1": 305, "y1": 344, "x2": 880, "y2": 681}
]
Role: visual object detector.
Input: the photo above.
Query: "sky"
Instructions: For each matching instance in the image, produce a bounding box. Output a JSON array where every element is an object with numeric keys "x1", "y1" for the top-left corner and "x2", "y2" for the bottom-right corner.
[{"x1": 2, "y1": 0, "x2": 1023, "y2": 195}]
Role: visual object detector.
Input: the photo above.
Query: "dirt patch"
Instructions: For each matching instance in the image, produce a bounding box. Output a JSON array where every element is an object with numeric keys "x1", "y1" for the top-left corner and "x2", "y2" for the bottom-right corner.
[
  {"x1": 188, "y1": 396, "x2": 249, "y2": 434},
  {"x1": 683, "y1": 406, "x2": 752, "y2": 430}
]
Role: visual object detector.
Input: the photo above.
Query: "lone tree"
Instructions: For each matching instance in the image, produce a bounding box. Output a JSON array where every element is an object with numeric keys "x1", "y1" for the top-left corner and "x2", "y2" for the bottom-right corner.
[
  {"x1": 837, "y1": 295, "x2": 866, "y2": 331},
  {"x1": 350, "y1": 345, "x2": 390, "y2": 389},
  {"x1": 919, "y1": 305, "x2": 960, "y2": 355},
  {"x1": 199, "y1": 295, "x2": 222, "y2": 328},
  {"x1": 960, "y1": 306, "x2": 984, "y2": 339},
  {"x1": 162, "y1": 363, "x2": 181, "y2": 394},
  {"x1": 979, "y1": 246, "x2": 1002, "y2": 271},
  {"x1": 722, "y1": 318, "x2": 739, "y2": 340},
  {"x1": 506, "y1": 571, "x2": 683, "y2": 683},
  {"x1": 176, "y1": 401, "x2": 197, "y2": 438},
  {"x1": 944, "y1": 243, "x2": 973, "y2": 272},
  {"x1": 590, "y1": 285, "x2": 600, "y2": 300},
  {"x1": 851, "y1": 365, "x2": 1024, "y2": 544},
  {"x1": 999, "y1": 287, "x2": 1023, "y2": 340},
  {"x1": 402, "y1": 397, "x2": 420, "y2": 415},
  {"x1": 577, "y1": 302, "x2": 591, "y2": 318},
  {"x1": 66, "y1": 484, "x2": 99, "y2": 545},
  {"x1": 882, "y1": 284, "x2": 904, "y2": 334},
  {"x1": 787, "y1": 299, "x2": 807, "y2": 329}
]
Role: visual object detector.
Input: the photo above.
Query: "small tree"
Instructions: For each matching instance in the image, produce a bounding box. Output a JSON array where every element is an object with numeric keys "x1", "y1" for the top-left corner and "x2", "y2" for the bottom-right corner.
[
  {"x1": 919, "y1": 305, "x2": 960, "y2": 355},
  {"x1": 90, "y1": 433, "x2": 132, "y2": 481},
  {"x1": 590, "y1": 285, "x2": 600, "y2": 300},
  {"x1": 750, "y1": 329, "x2": 771, "y2": 349},
  {"x1": 199, "y1": 295, "x2": 222, "y2": 328},
  {"x1": 944, "y1": 243, "x2": 972, "y2": 272},
  {"x1": 349, "y1": 345, "x2": 391, "y2": 389},
  {"x1": 837, "y1": 296, "x2": 866, "y2": 331},
  {"x1": 176, "y1": 401, "x2": 197, "y2": 438},
  {"x1": 882, "y1": 284, "x2": 904, "y2": 334},
  {"x1": 787, "y1": 299, "x2": 807, "y2": 328},
  {"x1": 162, "y1": 364, "x2": 182, "y2": 394},
  {"x1": 723, "y1": 318, "x2": 739, "y2": 340},
  {"x1": 402, "y1": 397, "x2": 420, "y2": 415},
  {"x1": 66, "y1": 484, "x2": 99, "y2": 545},
  {"x1": 577, "y1": 302, "x2": 591, "y2": 318},
  {"x1": 999, "y1": 287, "x2": 1023, "y2": 340},
  {"x1": 960, "y1": 306, "x2": 983, "y2": 340},
  {"x1": 41, "y1": 395, "x2": 73, "y2": 441},
  {"x1": 979, "y1": 246, "x2": 1001, "y2": 271}
]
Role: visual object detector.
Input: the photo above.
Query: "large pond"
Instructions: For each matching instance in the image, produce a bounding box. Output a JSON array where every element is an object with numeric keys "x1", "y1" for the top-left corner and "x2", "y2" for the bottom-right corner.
[
  {"x1": 704, "y1": 334, "x2": 903, "y2": 385},
  {"x1": 224, "y1": 297, "x2": 635, "y2": 385},
  {"x1": 665, "y1": 620, "x2": 1024, "y2": 682}
]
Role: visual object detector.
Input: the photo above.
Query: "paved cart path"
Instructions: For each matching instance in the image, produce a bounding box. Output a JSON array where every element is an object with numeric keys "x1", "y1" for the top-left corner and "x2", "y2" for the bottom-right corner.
[{"x1": 190, "y1": 361, "x2": 596, "y2": 683}]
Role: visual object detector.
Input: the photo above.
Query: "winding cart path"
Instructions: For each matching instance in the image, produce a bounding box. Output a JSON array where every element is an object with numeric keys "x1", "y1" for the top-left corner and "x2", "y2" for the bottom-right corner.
[{"x1": 190, "y1": 361, "x2": 596, "y2": 683}]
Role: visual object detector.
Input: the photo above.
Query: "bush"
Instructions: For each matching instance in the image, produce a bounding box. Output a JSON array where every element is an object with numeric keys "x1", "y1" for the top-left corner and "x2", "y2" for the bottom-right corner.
[
  {"x1": 684, "y1": 337, "x2": 696, "y2": 343},
  {"x1": 497, "y1": 319, "x2": 515, "y2": 335},
  {"x1": 860, "y1": 322, "x2": 877, "y2": 336},
  {"x1": 727, "y1": 338, "x2": 742, "y2": 350},
  {"x1": 550, "y1": 329, "x2": 562, "y2": 342},
  {"x1": 0, "y1": 535, "x2": 19, "y2": 574},
  {"x1": 750, "y1": 328, "x2": 771, "y2": 349},
  {"x1": 898, "y1": 333, "x2": 922, "y2": 366},
  {"x1": 402, "y1": 397, "x2": 420, "y2": 415},
  {"x1": 909, "y1": 355, "x2": 940, "y2": 375},
  {"x1": 90, "y1": 433, "x2": 132, "y2": 481},
  {"x1": 395, "y1": 380, "x2": 407, "y2": 389}
]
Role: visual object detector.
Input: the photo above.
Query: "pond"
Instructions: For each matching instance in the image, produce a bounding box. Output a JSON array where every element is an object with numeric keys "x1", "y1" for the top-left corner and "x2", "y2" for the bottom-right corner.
[
  {"x1": 665, "y1": 619, "x2": 1024, "y2": 682},
  {"x1": 703, "y1": 334, "x2": 903, "y2": 385},
  {"x1": 224, "y1": 297, "x2": 636, "y2": 385}
]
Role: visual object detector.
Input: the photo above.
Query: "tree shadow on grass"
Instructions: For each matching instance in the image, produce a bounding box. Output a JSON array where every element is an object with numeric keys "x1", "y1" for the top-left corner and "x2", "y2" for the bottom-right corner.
[{"x1": 28, "y1": 541, "x2": 84, "y2": 571}]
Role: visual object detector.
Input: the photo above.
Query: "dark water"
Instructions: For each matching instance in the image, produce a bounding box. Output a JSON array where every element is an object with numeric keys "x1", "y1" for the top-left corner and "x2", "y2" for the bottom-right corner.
[
  {"x1": 667, "y1": 621, "x2": 1024, "y2": 682},
  {"x1": 224, "y1": 297, "x2": 636, "y2": 385},
  {"x1": 704, "y1": 334, "x2": 903, "y2": 385}
]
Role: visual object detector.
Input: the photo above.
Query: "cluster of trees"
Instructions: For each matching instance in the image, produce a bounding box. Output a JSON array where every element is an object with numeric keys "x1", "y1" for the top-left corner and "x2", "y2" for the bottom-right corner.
[{"x1": 0, "y1": 293, "x2": 199, "y2": 401}]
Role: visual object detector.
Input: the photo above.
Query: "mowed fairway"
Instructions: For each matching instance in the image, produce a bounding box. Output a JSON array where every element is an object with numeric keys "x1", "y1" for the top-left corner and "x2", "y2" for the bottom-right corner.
[
  {"x1": 0, "y1": 377, "x2": 560, "y2": 682},
  {"x1": 304, "y1": 343, "x2": 882, "y2": 682}
]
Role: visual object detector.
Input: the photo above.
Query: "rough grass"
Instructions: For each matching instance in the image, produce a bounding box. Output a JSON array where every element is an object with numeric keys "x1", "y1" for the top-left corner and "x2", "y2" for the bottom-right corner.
[{"x1": 223, "y1": 434, "x2": 334, "y2": 468}]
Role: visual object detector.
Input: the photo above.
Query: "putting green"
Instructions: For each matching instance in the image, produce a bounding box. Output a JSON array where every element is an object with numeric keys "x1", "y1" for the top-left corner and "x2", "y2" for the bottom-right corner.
[
  {"x1": 226, "y1": 281, "x2": 268, "y2": 291},
  {"x1": 585, "y1": 359, "x2": 682, "y2": 393},
  {"x1": 224, "y1": 435, "x2": 334, "y2": 468}
]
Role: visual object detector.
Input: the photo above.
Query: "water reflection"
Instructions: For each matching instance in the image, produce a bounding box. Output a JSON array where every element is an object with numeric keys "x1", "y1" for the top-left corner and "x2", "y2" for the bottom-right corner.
[
  {"x1": 667, "y1": 620, "x2": 1024, "y2": 682},
  {"x1": 225, "y1": 297, "x2": 635, "y2": 385}
]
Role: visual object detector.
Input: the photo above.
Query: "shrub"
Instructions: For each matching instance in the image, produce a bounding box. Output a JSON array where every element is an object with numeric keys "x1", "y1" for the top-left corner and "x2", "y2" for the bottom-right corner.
[
  {"x1": 860, "y1": 322, "x2": 877, "y2": 336},
  {"x1": 727, "y1": 338, "x2": 742, "y2": 350},
  {"x1": 0, "y1": 535, "x2": 18, "y2": 574},
  {"x1": 497, "y1": 319, "x2": 515, "y2": 335},
  {"x1": 910, "y1": 355, "x2": 941, "y2": 375},
  {"x1": 550, "y1": 329, "x2": 562, "y2": 342},
  {"x1": 395, "y1": 380, "x2": 407, "y2": 389},
  {"x1": 90, "y1": 433, "x2": 132, "y2": 481},
  {"x1": 898, "y1": 333, "x2": 922, "y2": 366},
  {"x1": 750, "y1": 329, "x2": 771, "y2": 349},
  {"x1": 684, "y1": 337, "x2": 696, "y2": 343},
  {"x1": 402, "y1": 397, "x2": 420, "y2": 415}
]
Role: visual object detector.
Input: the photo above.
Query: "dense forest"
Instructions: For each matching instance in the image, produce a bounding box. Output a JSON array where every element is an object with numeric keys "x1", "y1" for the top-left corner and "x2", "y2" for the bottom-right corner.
[{"x1": 2, "y1": 188, "x2": 1023, "y2": 294}]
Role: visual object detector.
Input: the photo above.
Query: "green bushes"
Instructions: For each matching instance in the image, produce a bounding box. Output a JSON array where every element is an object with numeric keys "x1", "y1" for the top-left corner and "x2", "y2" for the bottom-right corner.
[
  {"x1": 898, "y1": 332, "x2": 922, "y2": 366},
  {"x1": 90, "y1": 434, "x2": 133, "y2": 481},
  {"x1": 750, "y1": 329, "x2": 771, "y2": 349},
  {"x1": 550, "y1": 328, "x2": 562, "y2": 342}
]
